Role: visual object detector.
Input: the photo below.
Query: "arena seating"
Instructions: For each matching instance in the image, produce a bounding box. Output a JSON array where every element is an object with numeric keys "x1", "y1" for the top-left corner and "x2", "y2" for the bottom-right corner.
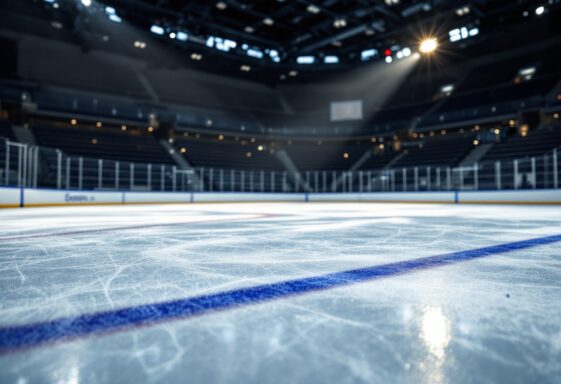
[
  {"x1": 33, "y1": 125, "x2": 173, "y2": 164},
  {"x1": 175, "y1": 136, "x2": 284, "y2": 171},
  {"x1": 31, "y1": 125, "x2": 175, "y2": 189},
  {"x1": 283, "y1": 140, "x2": 369, "y2": 171},
  {"x1": 0, "y1": 119, "x2": 14, "y2": 140},
  {"x1": 481, "y1": 125, "x2": 561, "y2": 162},
  {"x1": 393, "y1": 136, "x2": 475, "y2": 168}
]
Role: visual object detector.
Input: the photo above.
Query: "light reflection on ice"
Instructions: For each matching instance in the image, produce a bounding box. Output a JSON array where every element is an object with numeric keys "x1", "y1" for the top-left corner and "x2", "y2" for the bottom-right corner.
[
  {"x1": 420, "y1": 306, "x2": 450, "y2": 360},
  {"x1": 419, "y1": 306, "x2": 451, "y2": 384}
]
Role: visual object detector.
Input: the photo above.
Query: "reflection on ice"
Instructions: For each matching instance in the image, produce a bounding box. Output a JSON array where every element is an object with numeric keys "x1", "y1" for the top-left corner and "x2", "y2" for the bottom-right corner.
[
  {"x1": 52, "y1": 356, "x2": 80, "y2": 384},
  {"x1": 419, "y1": 306, "x2": 451, "y2": 384},
  {"x1": 420, "y1": 306, "x2": 451, "y2": 360}
]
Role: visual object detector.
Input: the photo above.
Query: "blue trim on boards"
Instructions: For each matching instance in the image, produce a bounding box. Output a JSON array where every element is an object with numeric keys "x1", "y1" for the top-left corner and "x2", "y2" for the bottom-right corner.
[{"x1": 1, "y1": 233, "x2": 561, "y2": 352}]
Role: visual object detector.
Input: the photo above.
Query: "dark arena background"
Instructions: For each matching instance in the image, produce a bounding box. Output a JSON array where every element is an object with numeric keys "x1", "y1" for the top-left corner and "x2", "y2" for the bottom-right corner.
[{"x1": 1, "y1": 0, "x2": 561, "y2": 383}]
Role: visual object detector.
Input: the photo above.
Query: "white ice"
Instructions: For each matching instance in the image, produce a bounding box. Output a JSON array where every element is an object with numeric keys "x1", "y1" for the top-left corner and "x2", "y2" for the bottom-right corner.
[{"x1": 1, "y1": 202, "x2": 561, "y2": 384}]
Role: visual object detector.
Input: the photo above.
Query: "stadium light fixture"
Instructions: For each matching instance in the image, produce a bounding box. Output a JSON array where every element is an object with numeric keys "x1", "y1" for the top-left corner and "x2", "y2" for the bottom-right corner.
[
  {"x1": 247, "y1": 49, "x2": 264, "y2": 59},
  {"x1": 333, "y1": 18, "x2": 347, "y2": 28},
  {"x1": 81, "y1": 0, "x2": 92, "y2": 7},
  {"x1": 361, "y1": 48, "x2": 377, "y2": 61},
  {"x1": 150, "y1": 25, "x2": 165, "y2": 35},
  {"x1": 419, "y1": 38, "x2": 438, "y2": 54},
  {"x1": 296, "y1": 56, "x2": 315, "y2": 64},
  {"x1": 307, "y1": 5, "x2": 320, "y2": 14},
  {"x1": 535, "y1": 6, "x2": 545, "y2": 16},
  {"x1": 176, "y1": 32, "x2": 188, "y2": 41},
  {"x1": 108, "y1": 14, "x2": 121, "y2": 23}
]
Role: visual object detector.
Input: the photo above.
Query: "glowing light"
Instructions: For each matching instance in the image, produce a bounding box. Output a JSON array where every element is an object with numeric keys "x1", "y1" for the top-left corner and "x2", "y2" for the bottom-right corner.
[
  {"x1": 420, "y1": 307, "x2": 450, "y2": 359},
  {"x1": 333, "y1": 18, "x2": 347, "y2": 28},
  {"x1": 247, "y1": 49, "x2": 264, "y2": 59},
  {"x1": 296, "y1": 56, "x2": 315, "y2": 64},
  {"x1": 535, "y1": 6, "x2": 545, "y2": 16},
  {"x1": 108, "y1": 14, "x2": 121, "y2": 23},
  {"x1": 176, "y1": 31, "x2": 188, "y2": 41},
  {"x1": 361, "y1": 48, "x2": 377, "y2": 61},
  {"x1": 81, "y1": 0, "x2": 91, "y2": 7},
  {"x1": 150, "y1": 25, "x2": 165, "y2": 35},
  {"x1": 307, "y1": 5, "x2": 320, "y2": 14},
  {"x1": 420, "y1": 38, "x2": 438, "y2": 53}
]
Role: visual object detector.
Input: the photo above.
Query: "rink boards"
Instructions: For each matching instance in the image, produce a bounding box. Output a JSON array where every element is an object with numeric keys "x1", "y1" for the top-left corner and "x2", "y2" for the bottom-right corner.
[{"x1": 1, "y1": 187, "x2": 561, "y2": 207}]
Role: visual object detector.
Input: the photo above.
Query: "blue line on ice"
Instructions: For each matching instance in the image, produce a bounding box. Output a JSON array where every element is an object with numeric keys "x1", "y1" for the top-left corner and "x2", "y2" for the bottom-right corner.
[{"x1": 1, "y1": 233, "x2": 561, "y2": 352}]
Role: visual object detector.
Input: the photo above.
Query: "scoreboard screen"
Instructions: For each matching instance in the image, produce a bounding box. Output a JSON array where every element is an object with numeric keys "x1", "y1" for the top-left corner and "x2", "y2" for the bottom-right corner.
[{"x1": 330, "y1": 100, "x2": 363, "y2": 121}]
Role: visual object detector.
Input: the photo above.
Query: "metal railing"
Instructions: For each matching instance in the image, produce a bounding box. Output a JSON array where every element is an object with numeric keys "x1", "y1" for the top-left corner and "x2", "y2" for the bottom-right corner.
[{"x1": 1, "y1": 137, "x2": 559, "y2": 193}]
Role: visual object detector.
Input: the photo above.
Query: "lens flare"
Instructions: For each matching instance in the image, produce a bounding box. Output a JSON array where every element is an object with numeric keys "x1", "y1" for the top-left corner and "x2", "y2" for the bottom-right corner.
[{"x1": 420, "y1": 38, "x2": 438, "y2": 54}]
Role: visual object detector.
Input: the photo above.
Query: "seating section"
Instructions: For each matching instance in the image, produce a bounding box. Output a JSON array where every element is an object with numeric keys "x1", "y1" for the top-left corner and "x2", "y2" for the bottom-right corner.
[
  {"x1": 0, "y1": 119, "x2": 14, "y2": 140},
  {"x1": 438, "y1": 77, "x2": 556, "y2": 113},
  {"x1": 30, "y1": 125, "x2": 176, "y2": 190},
  {"x1": 482, "y1": 125, "x2": 561, "y2": 162},
  {"x1": 393, "y1": 136, "x2": 475, "y2": 168},
  {"x1": 360, "y1": 149, "x2": 399, "y2": 170},
  {"x1": 284, "y1": 141, "x2": 369, "y2": 171},
  {"x1": 0, "y1": 120, "x2": 15, "y2": 180},
  {"x1": 175, "y1": 137, "x2": 284, "y2": 171},
  {"x1": 33, "y1": 125, "x2": 173, "y2": 164}
]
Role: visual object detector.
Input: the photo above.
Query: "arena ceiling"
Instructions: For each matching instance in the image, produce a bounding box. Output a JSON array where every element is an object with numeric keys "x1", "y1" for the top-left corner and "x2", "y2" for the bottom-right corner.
[
  {"x1": 100, "y1": 0, "x2": 537, "y2": 60},
  {"x1": 1, "y1": 0, "x2": 559, "y2": 83}
]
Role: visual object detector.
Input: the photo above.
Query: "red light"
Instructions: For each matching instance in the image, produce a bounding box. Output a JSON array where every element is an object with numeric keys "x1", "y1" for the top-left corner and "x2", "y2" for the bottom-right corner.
[
  {"x1": 384, "y1": 49, "x2": 391, "y2": 56},
  {"x1": 557, "y1": 94, "x2": 561, "y2": 101}
]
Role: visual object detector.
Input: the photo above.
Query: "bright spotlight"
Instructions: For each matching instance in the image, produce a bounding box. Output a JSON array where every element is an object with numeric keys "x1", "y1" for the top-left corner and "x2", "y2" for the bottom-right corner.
[
  {"x1": 419, "y1": 38, "x2": 438, "y2": 54},
  {"x1": 535, "y1": 6, "x2": 545, "y2": 16},
  {"x1": 81, "y1": 0, "x2": 92, "y2": 6}
]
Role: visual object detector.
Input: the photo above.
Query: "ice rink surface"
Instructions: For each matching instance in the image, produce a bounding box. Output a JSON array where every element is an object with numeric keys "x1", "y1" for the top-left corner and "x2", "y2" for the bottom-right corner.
[{"x1": 1, "y1": 202, "x2": 561, "y2": 384}]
